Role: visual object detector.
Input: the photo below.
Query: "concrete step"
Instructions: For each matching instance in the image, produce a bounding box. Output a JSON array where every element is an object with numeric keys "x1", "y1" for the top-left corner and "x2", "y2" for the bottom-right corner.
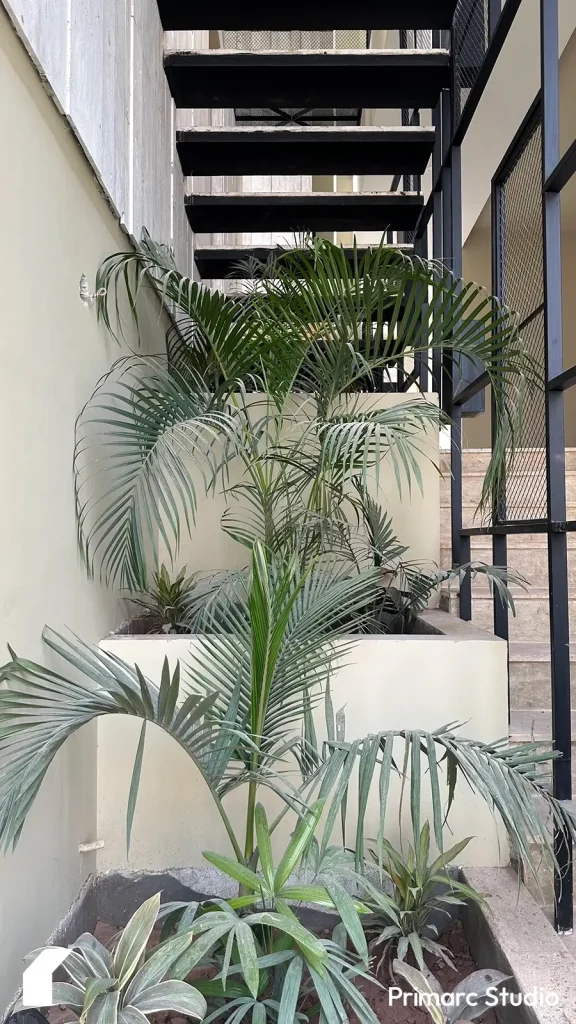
[
  {"x1": 438, "y1": 544, "x2": 576, "y2": 588},
  {"x1": 445, "y1": 588, "x2": 566, "y2": 642},
  {"x1": 165, "y1": 49, "x2": 450, "y2": 110},
  {"x1": 510, "y1": 708, "x2": 576, "y2": 744},
  {"x1": 440, "y1": 504, "x2": 576, "y2": 542},
  {"x1": 509, "y1": 642, "x2": 576, "y2": 710},
  {"x1": 185, "y1": 191, "x2": 423, "y2": 234},
  {"x1": 439, "y1": 448, "x2": 576, "y2": 475},
  {"x1": 440, "y1": 470, "x2": 576, "y2": 507}
]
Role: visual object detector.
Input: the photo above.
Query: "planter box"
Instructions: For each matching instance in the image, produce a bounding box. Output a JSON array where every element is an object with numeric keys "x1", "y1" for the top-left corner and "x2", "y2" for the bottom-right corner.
[
  {"x1": 98, "y1": 610, "x2": 509, "y2": 873},
  {"x1": 8, "y1": 865, "x2": 576, "y2": 1024}
]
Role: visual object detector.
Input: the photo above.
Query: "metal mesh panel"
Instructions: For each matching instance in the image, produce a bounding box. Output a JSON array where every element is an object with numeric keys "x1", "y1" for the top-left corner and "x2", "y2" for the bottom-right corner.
[
  {"x1": 221, "y1": 30, "x2": 367, "y2": 49},
  {"x1": 453, "y1": 0, "x2": 489, "y2": 123},
  {"x1": 401, "y1": 29, "x2": 434, "y2": 48},
  {"x1": 496, "y1": 115, "x2": 547, "y2": 522}
]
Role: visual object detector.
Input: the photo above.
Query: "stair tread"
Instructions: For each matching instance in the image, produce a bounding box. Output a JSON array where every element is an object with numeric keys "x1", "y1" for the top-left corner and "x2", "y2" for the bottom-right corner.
[
  {"x1": 194, "y1": 243, "x2": 414, "y2": 279},
  {"x1": 196, "y1": 243, "x2": 414, "y2": 253},
  {"x1": 509, "y1": 641, "x2": 574, "y2": 662},
  {"x1": 188, "y1": 190, "x2": 421, "y2": 198},
  {"x1": 178, "y1": 125, "x2": 435, "y2": 135},
  {"x1": 165, "y1": 48, "x2": 450, "y2": 59},
  {"x1": 185, "y1": 192, "x2": 423, "y2": 233},
  {"x1": 158, "y1": 0, "x2": 459, "y2": 30},
  {"x1": 177, "y1": 126, "x2": 435, "y2": 176}
]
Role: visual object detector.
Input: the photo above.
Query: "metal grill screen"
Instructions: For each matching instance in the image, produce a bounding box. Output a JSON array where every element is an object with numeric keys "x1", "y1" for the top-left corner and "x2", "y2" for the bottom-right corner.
[
  {"x1": 221, "y1": 30, "x2": 367, "y2": 49},
  {"x1": 453, "y1": 0, "x2": 489, "y2": 123},
  {"x1": 496, "y1": 114, "x2": 547, "y2": 522}
]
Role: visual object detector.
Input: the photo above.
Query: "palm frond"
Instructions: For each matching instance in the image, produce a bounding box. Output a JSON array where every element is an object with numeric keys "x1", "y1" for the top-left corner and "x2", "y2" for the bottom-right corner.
[
  {"x1": 0, "y1": 629, "x2": 248, "y2": 859},
  {"x1": 314, "y1": 725, "x2": 576, "y2": 881},
  {"x1": 254, "y1": 237, "x2": 539, "y2": 506},
  {"x1": 74, "y1": 355, "x2": 242, "y2": 589}
]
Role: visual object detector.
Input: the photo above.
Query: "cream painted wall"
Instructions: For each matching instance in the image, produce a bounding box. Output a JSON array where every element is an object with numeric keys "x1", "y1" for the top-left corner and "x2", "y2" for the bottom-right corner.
[
  {"x1": 98, "y1": 615, "x2": 509, "y2": 873},
  {"x1": 0, "y1": 9, "x2": 158, "y2": 1008}
]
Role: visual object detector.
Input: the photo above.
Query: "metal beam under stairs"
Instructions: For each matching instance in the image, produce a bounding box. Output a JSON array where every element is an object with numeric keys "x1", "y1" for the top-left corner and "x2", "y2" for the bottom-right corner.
[
  {"x1": 185, "y1": 192, "x2": 423, "y2": 234},
  {"x1": 157, "y1": 0, "x2": 458, "y2": 30},
  {"x1": 176, "y1": 126, "x2": 435, "y2": 176},
  {"x1": 193, "y1": 243, "x2": 415, "y2": 279},
  {"x1": 164, "y1": 49, "x2": 450, "y2": 110}
]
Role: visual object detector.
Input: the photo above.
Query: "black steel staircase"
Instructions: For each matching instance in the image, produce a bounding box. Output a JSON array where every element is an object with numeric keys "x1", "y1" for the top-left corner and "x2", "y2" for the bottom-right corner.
[{"x1": 157, "y1": 0, "x2": 455, "y2": 279}]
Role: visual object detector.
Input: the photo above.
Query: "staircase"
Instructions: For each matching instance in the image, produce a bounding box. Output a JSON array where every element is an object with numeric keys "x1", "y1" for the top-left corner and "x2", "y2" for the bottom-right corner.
[
  {"x1": 440, "y1": 449, "x2": 576, "y2": 759},
  {"x1": 155, "y1": 0, "x2": 457, "y2": 277}
]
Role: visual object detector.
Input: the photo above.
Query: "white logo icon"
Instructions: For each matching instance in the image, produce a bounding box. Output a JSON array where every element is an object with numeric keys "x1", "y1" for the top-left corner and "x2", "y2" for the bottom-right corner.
[{"x1": 23, "y1": 949, "x2": 73, "y2": 1008}]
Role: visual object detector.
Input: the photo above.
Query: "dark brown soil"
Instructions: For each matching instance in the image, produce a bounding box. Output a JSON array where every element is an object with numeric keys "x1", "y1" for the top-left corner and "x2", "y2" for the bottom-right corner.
[{"x1": 45, "y1": 917, "x2": 497, "y2": 1024}]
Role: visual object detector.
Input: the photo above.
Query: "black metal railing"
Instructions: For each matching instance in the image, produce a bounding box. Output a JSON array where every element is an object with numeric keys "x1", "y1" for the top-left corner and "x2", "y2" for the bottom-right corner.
[{"x1": 438, "y1": 0, "x2": 576, "y2": 933}]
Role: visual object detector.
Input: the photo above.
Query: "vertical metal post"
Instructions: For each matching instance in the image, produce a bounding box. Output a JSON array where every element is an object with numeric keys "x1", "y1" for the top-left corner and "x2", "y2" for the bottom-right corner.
[
  {"x1": 541, "y1": 0, "x2": 573, "y2": 933},
  {"x1": 441, "y1": 92, "x2": 453, "y2": 416},
  {"x1": 432, "y1": 100, "x2": 443, "y2": 396},
  {"x1": 492, "y1": 533, "x2": 509, "y2": 638},
  {"x1": 460, "y1": 532, "x2": 472, "y2": 620},
  {"x1": 450, "y1": 143, "x2": 464, "y2": 579},
  {"x1": 488, "y1": 0, "x2": 502, "y2": 38},
  {"x1": 414, "y1": 230, "x2": 429, "y2": 392},
  {"x1": 491, "y1": 179, "x2": 510, "y2": 646},
  {"x1": 451, "y1": 145, "x2": 462, "y2": 278}
]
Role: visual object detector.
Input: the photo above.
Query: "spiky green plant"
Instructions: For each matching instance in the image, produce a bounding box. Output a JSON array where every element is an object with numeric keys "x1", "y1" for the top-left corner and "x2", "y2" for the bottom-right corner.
[
  {"x1": 362, "y1": 823, "x2": 487, "y2": 972},
  {"x1": 129, "y1": 564, "x2": 198, "y2": 633}
]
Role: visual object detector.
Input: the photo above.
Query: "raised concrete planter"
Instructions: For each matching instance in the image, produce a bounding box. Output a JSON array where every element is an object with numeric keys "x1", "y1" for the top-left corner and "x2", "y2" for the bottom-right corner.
[
  {"x1": 97, "y1": 610, "x2": 509, "y2": 873},
  {"x1": 463, "y1": 865, "x2": 576, "y2": 1024}
]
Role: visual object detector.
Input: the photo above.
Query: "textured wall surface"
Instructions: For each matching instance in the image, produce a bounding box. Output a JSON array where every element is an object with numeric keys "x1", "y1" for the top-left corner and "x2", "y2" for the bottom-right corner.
[
  {"x1": 1, "y1": 0, "x2": 196, "y2": 271},
  {"x1": 0, "y1": 9, "x2": 160, "y2": 1007}
]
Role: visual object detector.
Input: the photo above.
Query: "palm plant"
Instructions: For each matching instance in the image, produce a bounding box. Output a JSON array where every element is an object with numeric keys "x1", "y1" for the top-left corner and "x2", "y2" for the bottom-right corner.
[
  {"x1": 74, "y1": 234, "x2": 537, "y2": 594},
  {"x1": 0, "y1": 544, "x2": 574, "y2": 888},
  {"x1": 0, "y1": 235, "x2": 571, "y2": 968}
]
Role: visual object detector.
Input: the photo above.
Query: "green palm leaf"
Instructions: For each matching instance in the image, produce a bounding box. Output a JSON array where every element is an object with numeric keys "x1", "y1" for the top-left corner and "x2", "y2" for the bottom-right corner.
[{"x1": 74, "y1": 356, "x2": 242, "y2": 589}]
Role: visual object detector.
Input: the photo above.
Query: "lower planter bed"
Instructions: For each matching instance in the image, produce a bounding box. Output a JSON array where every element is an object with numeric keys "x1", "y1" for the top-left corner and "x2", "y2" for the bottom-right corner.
[{"x1": 7, "y1": 867, "x2": 574, "y2": 1024}]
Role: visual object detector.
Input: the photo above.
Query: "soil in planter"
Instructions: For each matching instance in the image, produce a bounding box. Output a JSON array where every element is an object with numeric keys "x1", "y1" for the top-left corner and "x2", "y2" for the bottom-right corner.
[
  {"x1": 356, "y1": 920, "x2": 499, "y2": 1024},
  {"x1": 44, "y1": 919, "x2": 497, "y2": 1024}
]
